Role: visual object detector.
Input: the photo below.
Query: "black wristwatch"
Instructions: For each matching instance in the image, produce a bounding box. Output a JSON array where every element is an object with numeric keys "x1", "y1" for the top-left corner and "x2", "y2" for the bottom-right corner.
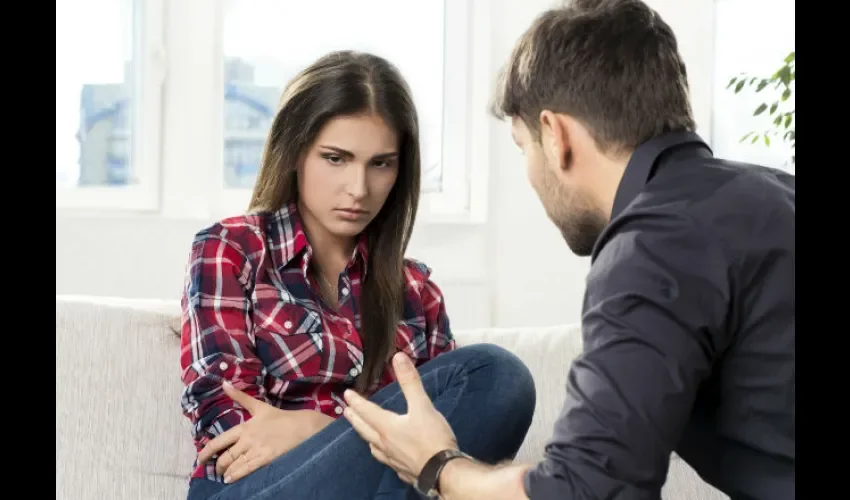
[{"x1": 414, "y1": 449, "x2": 474, "y2": 498}]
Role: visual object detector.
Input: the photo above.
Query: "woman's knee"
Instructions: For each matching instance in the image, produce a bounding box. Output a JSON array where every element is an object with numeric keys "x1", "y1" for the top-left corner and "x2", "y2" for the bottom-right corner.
[{"x1": 458, "y1": 343, "x2": 536, "y2": 415}]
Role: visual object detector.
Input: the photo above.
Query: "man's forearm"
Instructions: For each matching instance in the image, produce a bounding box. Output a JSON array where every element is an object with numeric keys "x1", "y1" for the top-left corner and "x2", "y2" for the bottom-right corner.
[{"x1": 438, "y1": 458, "x2": 531, "y2": 500}]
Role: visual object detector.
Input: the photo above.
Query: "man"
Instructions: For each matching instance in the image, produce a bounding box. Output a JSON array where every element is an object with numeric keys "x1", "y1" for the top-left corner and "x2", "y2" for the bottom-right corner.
[{"x1": 342, "y1": 0, "x2": 795, "y2": 499}]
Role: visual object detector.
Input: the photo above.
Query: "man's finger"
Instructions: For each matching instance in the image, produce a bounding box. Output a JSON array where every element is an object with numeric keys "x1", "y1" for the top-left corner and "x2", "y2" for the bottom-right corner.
[
  {"x1": 343, "y1": 390, "x2": 396, "y2": 429},
  {"x1": 343, "y1": 406, "x2": 382, "y2": 445},
  {"x1": 369, "y1": 443, "x2": 391, "y2": 466},
  {"x1": 222, "y1": 381, "x2": 262, "y2": 414},
  {"x1": 198, "y1": 425, "x2": 243, "y2": 464},
  {"x1": 391, "y1": 352, "x2": 431, "y2": 413}
]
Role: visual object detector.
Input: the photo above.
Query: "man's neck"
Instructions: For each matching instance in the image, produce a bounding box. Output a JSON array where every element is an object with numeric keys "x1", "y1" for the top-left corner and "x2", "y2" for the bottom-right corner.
[{"x1": 592, "y1": 152, "x2": 631, "y2": 221}]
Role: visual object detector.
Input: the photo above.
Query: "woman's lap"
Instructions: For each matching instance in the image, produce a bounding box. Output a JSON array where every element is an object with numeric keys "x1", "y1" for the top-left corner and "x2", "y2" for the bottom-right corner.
[{"x1": 187, "y1": 343, "x2": 536, "y2": 500}]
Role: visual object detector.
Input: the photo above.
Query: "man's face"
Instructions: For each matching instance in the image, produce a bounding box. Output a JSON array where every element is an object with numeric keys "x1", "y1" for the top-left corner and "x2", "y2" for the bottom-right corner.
[{"x1": 511, "y1": 117, "x2": 607, "y2": 257}]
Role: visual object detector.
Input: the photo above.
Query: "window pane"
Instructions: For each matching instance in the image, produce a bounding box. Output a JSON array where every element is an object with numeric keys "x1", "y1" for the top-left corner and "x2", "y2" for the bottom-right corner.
[
  {"x1": 222, "y1": 0, "x2": 445, "y2": 192},
  {"x1": 56, "y1": 0, "x2": 136, "y2": 187},
  {"x1": 712, "y1": 0, "x2": 795, "y2": 174}
]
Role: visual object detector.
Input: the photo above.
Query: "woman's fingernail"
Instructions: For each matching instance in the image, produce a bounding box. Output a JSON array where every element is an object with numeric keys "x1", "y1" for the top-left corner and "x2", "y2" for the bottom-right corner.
[{"x1": 224, "y1": 476, "x2": 231, "y2": 484}]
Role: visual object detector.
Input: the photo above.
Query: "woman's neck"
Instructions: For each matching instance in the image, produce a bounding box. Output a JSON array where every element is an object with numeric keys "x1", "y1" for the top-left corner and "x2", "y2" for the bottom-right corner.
[{"x1": 298, "y1": 203, "x2": 355, "y2": 279}]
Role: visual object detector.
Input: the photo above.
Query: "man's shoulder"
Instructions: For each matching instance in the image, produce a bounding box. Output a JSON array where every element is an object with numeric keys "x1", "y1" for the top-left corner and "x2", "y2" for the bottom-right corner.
[
  {"x1": 646, "y1": 156, "x2": 792, "y2": 215},
  {"x1": 612, "y1": 157, "x2": 794, "y2": 251}
]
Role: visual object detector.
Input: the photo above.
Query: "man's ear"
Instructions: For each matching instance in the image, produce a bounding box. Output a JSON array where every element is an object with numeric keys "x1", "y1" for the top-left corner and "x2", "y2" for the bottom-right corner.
[{"x1": 539, "y1": 110, "x2": 571, "y2": 173}]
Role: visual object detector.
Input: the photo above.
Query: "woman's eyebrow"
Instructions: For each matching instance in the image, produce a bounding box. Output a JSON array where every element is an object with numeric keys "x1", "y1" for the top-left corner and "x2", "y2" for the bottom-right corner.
[{"x1": 318, "y1": 145, "x2": 398, "y2": 160}]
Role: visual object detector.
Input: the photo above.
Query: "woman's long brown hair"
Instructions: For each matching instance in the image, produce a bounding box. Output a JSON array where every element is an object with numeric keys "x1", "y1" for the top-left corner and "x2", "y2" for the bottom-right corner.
[{"x1": 249, "y1": 51, "x2": 421, "y2": 392}]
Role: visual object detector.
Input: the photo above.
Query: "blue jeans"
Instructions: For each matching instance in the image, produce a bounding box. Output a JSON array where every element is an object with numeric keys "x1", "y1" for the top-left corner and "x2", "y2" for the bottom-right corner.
[{"x1": 187, "y1": 343, "x2": 536, "y2": 500}]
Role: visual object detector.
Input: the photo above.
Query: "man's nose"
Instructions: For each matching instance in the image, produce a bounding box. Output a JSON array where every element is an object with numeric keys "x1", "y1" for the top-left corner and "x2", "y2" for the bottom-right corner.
[{"x1": 345, "y1": 163, "x2": 368, "y2": 200}]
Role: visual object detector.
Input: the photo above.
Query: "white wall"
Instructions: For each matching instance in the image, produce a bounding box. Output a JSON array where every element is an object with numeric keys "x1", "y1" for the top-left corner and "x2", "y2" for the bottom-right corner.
[{"x1": 55, "y1": 0, "x2": 716, "y2": 330}]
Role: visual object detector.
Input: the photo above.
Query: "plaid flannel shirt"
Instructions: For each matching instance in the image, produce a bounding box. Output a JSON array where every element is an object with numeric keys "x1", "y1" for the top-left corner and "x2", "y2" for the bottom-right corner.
[{"x1": 179, "y1": 203, "x2": 456, "y2": 481}]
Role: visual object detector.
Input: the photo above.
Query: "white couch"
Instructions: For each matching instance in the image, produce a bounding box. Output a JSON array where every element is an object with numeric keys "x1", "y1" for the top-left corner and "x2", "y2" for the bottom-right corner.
[{"x1": 56, "y1": 296, "x2": 727, "y2": 499}]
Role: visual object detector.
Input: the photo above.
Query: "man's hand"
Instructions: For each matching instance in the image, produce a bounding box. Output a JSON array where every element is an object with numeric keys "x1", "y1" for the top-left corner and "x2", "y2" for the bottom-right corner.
[
  {"x1": 197, "y1": 381, "x2": 334, "y2": 483},
  {"x1": 343, "y1": 352, "x2": 458, "y2": 485}
]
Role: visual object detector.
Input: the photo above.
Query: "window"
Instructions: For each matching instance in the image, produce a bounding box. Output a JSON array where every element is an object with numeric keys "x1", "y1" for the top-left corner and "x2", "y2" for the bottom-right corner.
[
  {"x1": 55, "y1": 0, "x2": 165, "y2": 210},
  {"x1": 711, "y1": 0, "x2": 795, "y2": 174},
  {"x1": 56, "y1": 0, "x2": 488, "y2": 223},
  {"x1": 211, "y1": 0, "x2": 483, "y2": 220}
]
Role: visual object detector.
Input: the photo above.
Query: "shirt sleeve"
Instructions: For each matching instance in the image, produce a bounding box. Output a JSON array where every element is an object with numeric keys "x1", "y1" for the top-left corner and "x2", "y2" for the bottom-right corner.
[
  {"x1": 421, "y1": 277, "x2": 456, "y2": 359},
  {"x1": 524, "y1": 213, "x2": 731, "y2": 499},
  {"x1": 179, "y1": 231, "x2": 266, "y2": 456}
]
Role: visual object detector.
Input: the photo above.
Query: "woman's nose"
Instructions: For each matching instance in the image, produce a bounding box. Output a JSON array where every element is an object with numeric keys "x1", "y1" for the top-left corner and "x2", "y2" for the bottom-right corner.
[{"x1": 345, "y1": 163, "x2": 368, "y2": 200}]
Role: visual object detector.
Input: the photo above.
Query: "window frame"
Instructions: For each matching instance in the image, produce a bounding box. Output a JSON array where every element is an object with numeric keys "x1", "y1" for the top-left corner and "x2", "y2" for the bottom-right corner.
[
  {"x1": 56, "y1": 0, "x2": 490, "y2": 224},
  {"x1": 708, "y1": 0, "x2": 795, "y2": 173},
  {"x1": 55, "y1": 0, "x2": 166, "y2": 212},
  {"x1": 205, "y1": 0, "x2": 490, "y2": 223}
]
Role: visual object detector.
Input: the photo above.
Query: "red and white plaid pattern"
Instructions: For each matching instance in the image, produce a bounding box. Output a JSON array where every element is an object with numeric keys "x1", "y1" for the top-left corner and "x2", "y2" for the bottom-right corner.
[{"x1": 179, "y1": 203, "x2": 455, "y2": 481}]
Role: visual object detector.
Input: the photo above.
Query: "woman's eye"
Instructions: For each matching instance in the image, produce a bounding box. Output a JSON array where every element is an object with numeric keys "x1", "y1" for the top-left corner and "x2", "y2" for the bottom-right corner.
[
  {"x1": 372, "y1": 159, "x2": 394, "y2": 169},
  {"x1": 322, "y1": 154, "x2": 344, "y2": 165}
]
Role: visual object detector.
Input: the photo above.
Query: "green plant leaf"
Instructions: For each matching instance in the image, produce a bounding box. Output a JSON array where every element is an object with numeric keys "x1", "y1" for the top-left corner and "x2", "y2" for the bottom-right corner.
[
  {"x1": 773, "y1": 115, "x2": 782, "y2": 126},
  {"x1": 782, "y1": 88, "x2": 791, "y2": 101},
  {"x1": 727, "y1": 77, "x2": 737, "y2": 88},
  {"x1": 769, "y1": 102, "x2": 778, "y2": 115},
  {"x1": 775, "y1": 66, "x2": 792, "y2": 86},
  {"x1": 784, "y1": 114, "x2": 792, "y2": 128},
  {"x1": 754, "y1": 103, "x2": 768, "y2": 116},
  {"x1": 764, "y1": 135, "x2": 771, "y2": 146},
  {"x1": 784, "y1": 51, "x2": 795, "y2": 64},
  {"x1": 751, "y1": 134, "x2": 760, "y2": 144},
  {"x1": 735, "y1": 80, "x2": 746, "y2": 93},
  {"x1": 756, "y1": 79, "x2": 769, "y2": 92}
]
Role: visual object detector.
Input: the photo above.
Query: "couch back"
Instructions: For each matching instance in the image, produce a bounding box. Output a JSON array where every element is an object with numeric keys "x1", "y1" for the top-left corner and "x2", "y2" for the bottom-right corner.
[{"x1": 56, "y1": 296, "x2": 726, "y2": 500}]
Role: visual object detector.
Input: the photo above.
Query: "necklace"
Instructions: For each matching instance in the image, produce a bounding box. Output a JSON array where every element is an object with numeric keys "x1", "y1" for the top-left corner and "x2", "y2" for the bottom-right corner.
[{"x1": 314, "y1": 268, "x2": 338, "y2": 307}]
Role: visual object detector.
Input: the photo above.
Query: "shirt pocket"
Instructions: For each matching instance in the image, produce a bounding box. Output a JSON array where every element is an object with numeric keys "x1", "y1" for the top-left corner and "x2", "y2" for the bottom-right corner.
[{"x1": 253, "y1": 300, "x2": 325, "y2": 380}]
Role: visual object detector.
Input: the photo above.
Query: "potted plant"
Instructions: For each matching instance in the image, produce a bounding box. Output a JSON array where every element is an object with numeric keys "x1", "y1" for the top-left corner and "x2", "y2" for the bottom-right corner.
[{"x1": 726, "y1": 51, "x2": 795, "y2": 165}]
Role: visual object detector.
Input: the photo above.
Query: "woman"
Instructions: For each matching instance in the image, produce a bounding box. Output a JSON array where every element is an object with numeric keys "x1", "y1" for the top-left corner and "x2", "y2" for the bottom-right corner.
[{"x1": 180, "y1": 51, "x2": 536, "y2": 500}]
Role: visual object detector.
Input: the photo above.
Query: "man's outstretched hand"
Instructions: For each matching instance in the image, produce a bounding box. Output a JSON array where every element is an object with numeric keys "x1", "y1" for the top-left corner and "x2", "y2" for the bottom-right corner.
[{"x1": 343, "y1": 352, "x2": 458, "y2": 484}]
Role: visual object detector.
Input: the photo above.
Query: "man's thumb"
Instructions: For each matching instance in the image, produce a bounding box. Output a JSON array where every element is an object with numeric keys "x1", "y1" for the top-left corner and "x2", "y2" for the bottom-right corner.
[{"x1": 393, "y1": 353, "x2": 429, "y2": 412}]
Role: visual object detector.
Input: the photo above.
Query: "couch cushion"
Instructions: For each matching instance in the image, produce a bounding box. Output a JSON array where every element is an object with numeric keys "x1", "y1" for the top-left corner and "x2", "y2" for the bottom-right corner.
[{"x1": 56, "y1": 299, "x2": 194, "y2": 500}]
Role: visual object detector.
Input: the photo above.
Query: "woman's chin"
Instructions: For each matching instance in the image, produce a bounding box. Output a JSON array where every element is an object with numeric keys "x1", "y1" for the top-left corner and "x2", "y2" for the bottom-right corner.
[{"x1": 327, "y1": 218, "x2": 369, "y2": 238}]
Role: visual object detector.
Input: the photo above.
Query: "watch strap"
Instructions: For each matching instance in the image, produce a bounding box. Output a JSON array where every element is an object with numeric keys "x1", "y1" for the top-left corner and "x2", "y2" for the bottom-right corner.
[{"x1": 415, "y1": 448, "x2": 473, "y2": 497}]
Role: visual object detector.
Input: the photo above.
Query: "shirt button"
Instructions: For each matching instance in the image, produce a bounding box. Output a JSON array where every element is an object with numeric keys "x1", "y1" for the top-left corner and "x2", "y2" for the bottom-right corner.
[
  {"x1": 284, "y1": 320, "x2": 293, "y2": 330},
  {"x1": 349, "y1": 368, "x2": 358, "y2": 377},
  {"x1": 219, "y1": 362, "x2": 228, "y2": 371},
  {"x1": 334, "y1": 406, "x2": 343, "y2": 415},
  {"x1": 341, "y1": 287, "x2": 349, "y2": 296}
]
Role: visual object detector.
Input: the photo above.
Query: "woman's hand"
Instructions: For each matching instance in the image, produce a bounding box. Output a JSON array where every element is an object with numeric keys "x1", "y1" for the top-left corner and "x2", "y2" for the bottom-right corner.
[{"x1": 197, "y1": 381, "x2": 335, "y2": 483}]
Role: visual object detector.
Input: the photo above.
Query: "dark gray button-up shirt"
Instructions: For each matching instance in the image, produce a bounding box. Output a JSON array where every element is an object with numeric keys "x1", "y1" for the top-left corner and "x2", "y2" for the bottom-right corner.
[{"x1": 524, "y1": 131, "x2": 795, "y2": 500}]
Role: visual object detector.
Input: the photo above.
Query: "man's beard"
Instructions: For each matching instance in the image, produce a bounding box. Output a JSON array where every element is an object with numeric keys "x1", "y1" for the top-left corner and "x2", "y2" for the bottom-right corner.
[{"x1": 540, "y1": 167, "x2": 608, "y2": 257}]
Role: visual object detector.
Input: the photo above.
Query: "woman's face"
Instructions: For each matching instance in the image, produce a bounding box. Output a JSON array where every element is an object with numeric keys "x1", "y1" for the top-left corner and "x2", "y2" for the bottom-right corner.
[{"x1": 297, "y1": 112, "x2": 400, "y2": 240}]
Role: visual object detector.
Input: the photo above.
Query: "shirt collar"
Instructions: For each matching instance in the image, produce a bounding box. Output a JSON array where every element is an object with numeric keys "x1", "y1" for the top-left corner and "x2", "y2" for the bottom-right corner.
[
  {"x1": 611, "y1": 131, "x2": 712, "y2": 220},
  {"x1": 270, "y1": 203, "x2": 369, "y2": 277}
]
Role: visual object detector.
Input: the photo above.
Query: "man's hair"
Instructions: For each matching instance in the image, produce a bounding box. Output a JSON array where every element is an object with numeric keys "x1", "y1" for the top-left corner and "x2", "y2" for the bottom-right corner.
[{"x1": 491, "y1": 0, "x2": 695, "y2": 153}]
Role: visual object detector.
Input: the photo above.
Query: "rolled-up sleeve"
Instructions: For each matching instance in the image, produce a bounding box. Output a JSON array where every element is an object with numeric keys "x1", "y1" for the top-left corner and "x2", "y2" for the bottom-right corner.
[
  {"x1": 179, "y1": 230, "x2": 265, "y2": 454},
  {"x1": 524, "y1": 213, "x2": 730, "y2": 499}
]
